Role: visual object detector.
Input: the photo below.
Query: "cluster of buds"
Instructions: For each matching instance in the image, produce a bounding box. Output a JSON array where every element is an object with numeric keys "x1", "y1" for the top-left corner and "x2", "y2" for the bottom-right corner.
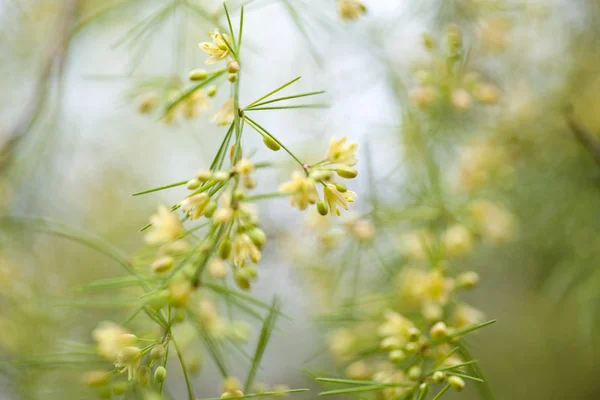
[
  {"x1": 410, "y1": 26, "x2": 501, "y2": 110},
  {"x1": 279, "y1": 137, "x2": 358, "y2": 216}
]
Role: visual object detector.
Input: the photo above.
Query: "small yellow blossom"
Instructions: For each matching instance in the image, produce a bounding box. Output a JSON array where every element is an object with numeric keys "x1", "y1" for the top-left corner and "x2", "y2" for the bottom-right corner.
[
  {"x1": 235, "y1": 158, "x2": 256, "y2": 189},
  {"x1": 410, "y1": 86, "x2": 437, "y2": 108},
  {"x1": 181, "y1": 193, "x2": 210, "y2": 220},
  {"x1": 470, "y1": 200, "x2": 516, "y2": 244},
  {"x1": 328, "y1": 328, "x2": 357, "y2": 360},
  {"x1": 474, "y1": 83, "x2": 500, "y2": 104},
  {"x1": 323, "y1": 184, "x2": 356, "y2": 216},
  {"x1": 442, "y1": 224, "x2": 473, "y2": 257},
  {"x1": 145, "y1": 205, "x2": 184, "y2": 244},
  {"x1": 199, "y1": 31, "x2": 233, "y2": 64},
  {"x1": 378, "y1": 310, "x2": 416, "y2": 341},
  {"x1": 92, "y1": 322, "x2": 137, "y2": 361},
  {"x1": 326, "y1": 136, "x2": 358, "y2": 166},
  {"x1": 345, "y1": 361, "x2": 371, "y2": 380},
  {"x1": 116, "y1": 346, "x2": 142, "y2": 380},
  {"x1": 232, "y1": 233, "x2": 262, "y2": 267},
  {"x1": 214, "y1": 97, "x2": 235, "y2": 126},
  {"x1": 183, "y1": 90, "x2": 210, "y2": 119},
  {"x1": 338, "y1": 0, "x2": 366, "y2": 20},
  {"x1": 451, "y1": 88, "x2": 473, "y2": 110},
  {"x1": 345, "y1": 217, "x2": 375, "y2": 241},
  {"x1": 416, "y1": 270, "x2": 454, "y2": 305},
  {"x1": 396, "y1": 230, "x2": 433, "y2": 261},
  {"x1": 279, "y1": 172, "x2": 319, "y2": 210},
  {"x1": 451, "y1": 303, "x2": 485, "y2": 329}
]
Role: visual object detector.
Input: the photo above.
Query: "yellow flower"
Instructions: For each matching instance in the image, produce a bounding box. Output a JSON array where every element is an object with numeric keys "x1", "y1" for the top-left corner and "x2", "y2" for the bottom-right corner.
[
  {"x1": 323, "y1": 184, "x2": 356, "y2": 216},
  {"x1": 279, "y1": 172, "x2": 319, "y2": 211},
  {"x1": 181, "y1": 193, "x2": 210, "y2": 220},
  {"x1": 442, "y1": 224, "x2": 473, "y2": 257},
  {"x1": 345, "y1": 217, "x2": 375, "y2": 241},
  {"x1": 232, "y1": 233, "x2": 261, "y2": 267},
  {"x1": 451, "y1": 88, "x2": 473, "y2": 110},
  {"x1": 199, "y1": 31, "x2": 233, "y2": 64},
  {"x1": 328, "y1": 328, "x2": 356, "y2": 360},
  {"x1": 116, "y1": 346, "x2": 142, "y2": 380},
  {"x1": 145, "y1": 205, "x2": 184, "y2": 244},
  {"x1": 235, "y1": 158, "x2": 256, "y2": 189},
  {"x1": 378, "y1": 310, "x2": 416, "y2": 341},
  {"x1": 416, "y1": 270, "x2": 454, "y2": 305},
  {"x1": 92, "y1": 321, "x2": 137, "y2": 361},
  {"x1": 410, "y1": 86, "x2": 437, "y2": 108},
  {"x1": 214, "y1": 97, "x2": 235, "y2": 126},
  {"x1": 338, "y1": 0, "x2": 366, "y2": 20},
  {"x1": 326, "y1": 136, "x2": 358, "y2": 166},
  {"x1": 451, "y1": 303, "x2": 485, "y2": 329},
  {"x1": 183, "y1": 90, "x2": 210, "y2": 119},
  {"x1": 470, "y1": 200, "x2": 516, "y2": 244},
  {"x1": 396, "y1": 230, "x2": 433, "y2": 261}
]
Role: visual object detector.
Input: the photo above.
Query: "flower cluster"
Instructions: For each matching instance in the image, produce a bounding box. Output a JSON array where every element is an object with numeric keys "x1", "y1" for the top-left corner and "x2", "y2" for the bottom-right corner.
[
  {"x1": 279, "y1": 137, "x2": 359, "y2": 216},
  {"x1": 410, "y1": 27, "x2": 501, "y2": 110}
]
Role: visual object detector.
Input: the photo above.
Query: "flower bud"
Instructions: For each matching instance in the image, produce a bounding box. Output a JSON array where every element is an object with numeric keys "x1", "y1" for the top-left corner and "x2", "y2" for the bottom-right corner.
[
  {"x1": 200, "y1": 201, "x2": 216, "y2": 218},
  {"x1": 138, "y1": 95, "x2": 157, "y2": 114},
  {"x1": 272, "y1": 384, "x2": 289, "y2": 397},
  {"x1": 407, "y1": 327, "x2": 421, "y2": 341},
  {"x1": 214, "y1": 207, "x2": 233, "y2": 224},
  {"x1": 223, "y1": 376, "x2": 242, "y2": 392},
  {"x1": 380, "y1": 336, "x2": 402, "y2": 351},
  {"x1": 233, "y1": 188, "x2": 245, "y2": 201},
  {"x1": 151, "y1": 344, "x2": 166, "y2": 359},
  {"x1": 263, "y1": 135, "x2": 281, "y2": 151},
  {"x1": 234, "y1": 270, "x2": 251, "y2": 290},
  {"x1": 218, "y1": 238, "x2": 232, "y2": 259},
  {"x1": 334, "y1": 182, "x2": 347, "y2": 193},
  {"x1": 448, "y1": 376, "x2": 465, "y2": 391},
  {"x1": 83, "y1": 370, "x2": 110, "y2": 387},
  {"x1": 456, "y1": 271, "x2": 479, "y2": 289},
  {"x1": 189, "y1": 69, "x2": 208, "y2": 81},
  {"x1": 335, "y1": 166, "x2": 358, "y2": 179},
  {"x1": 309, "y1": 170, "x2": 332, "y2": 181},
  {"x1": 244, "y1": 264, "x2": 258, "y2": 278},
  {"x1": 408, "y1": 366, "x2": 421, "y2": 381},
  {"x1": 208, "y1": 258, "x2": 229, "y2": 280},
  {"x1": 213, "y1": 171, "x2": 230, "y2": 182},
  {"x1": 388, "y1": 349, "x2": 406, "y2": 362},
  {"x1": 187, "y1": 178, "x2": 201, "y2": 190},
  {"x1": 430, "y1": 322, "x2": 448, "y2": 339},
  {"x1": 248, "y1": 228, "x2": 267, "y2": 249},
  {"x1": 317, "y1": 200, "x2": 329, "y2": 216},
  {"x1": 152, "y1": 256, "x2": 174, "y2": 273},
  {"x1": 154, "y1": 366, "x2": 167, "y2": 382},
  {"x1": 207, "y1": 86, "x2": 218, "y2": 97},
  {"x1": 196, "y1": 169, "x2": 213, "y2": 181},
  {"x1": 227, "y1": 61, "x2": 240, "y2": 73},
  {"x1": 221, "y1": 390, "x2": 244, "y2": 399},
  {"x1": 404, "y1": 342, "x2": 419, "y2": 353},
  {"x1": 228, "y1": 73, "x2": 238, "y2": 83},
  {"x1": 432, "y1": 371, "x2": 446, "y2": 383}
]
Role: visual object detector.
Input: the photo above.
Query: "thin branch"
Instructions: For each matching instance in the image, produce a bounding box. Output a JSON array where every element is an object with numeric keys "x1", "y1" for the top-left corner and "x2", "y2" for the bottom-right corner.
[{"x1": 566, "y1": 106, "x2": 600, "y2": 166}]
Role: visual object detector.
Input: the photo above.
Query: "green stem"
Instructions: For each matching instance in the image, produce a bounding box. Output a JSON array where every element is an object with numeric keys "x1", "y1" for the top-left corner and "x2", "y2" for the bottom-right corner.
[
  {"x1": 171, "y1": 334, "x2": 195, "y2": 400},
  {"x1": 243, "y1": 116, "x2": 305, "y2": 168}
]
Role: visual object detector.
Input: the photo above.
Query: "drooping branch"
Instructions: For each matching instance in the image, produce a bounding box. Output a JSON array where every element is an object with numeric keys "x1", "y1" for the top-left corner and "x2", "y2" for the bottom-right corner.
[{"x1": 0, "y1": 0, "x2": 81, "y2": 169}]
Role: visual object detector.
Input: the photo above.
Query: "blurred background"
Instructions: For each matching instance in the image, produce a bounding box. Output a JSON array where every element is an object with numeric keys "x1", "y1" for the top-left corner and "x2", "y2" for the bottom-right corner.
[{"x1": 1, "y1": 0, "x2": 600, "y2": 399}]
